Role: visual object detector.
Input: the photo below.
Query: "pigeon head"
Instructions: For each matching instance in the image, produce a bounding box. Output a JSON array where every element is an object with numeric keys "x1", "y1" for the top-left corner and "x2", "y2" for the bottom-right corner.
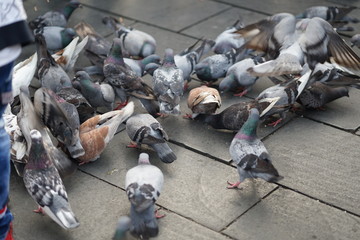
[
  {"x1": 61, "y1": 28, "x2": 77, "y2": 46},
  {"x1": 195, "y1": 63, "x2": 213, "y2": 81},
  {"x1": 219, "y1": 74, "x2": 236, "y2": 93},
  {"x1": 142, "y1": 54, "x2": 161, "y2": 66},
  {"x1": 63, "y1": 0, "x2": 82, "y2": 20},
  {"x1": 74, "y1": 71, "x2": 90, "y2": 82},
  {"x1": 162, "y1": 48, "x2": 175, "y2": 66},
  {"x1": 144, "y1": 62, "x2": 160, "y2": 76},
  {"x1": 27, "y1": 130, "x2": 51, "y2": 170},
  {"x1": 236, "y1": 108, "x2": 259, "y2": 139},
  {"x1": 138, "y1": 153, "x2": 150, "y2": 165}
]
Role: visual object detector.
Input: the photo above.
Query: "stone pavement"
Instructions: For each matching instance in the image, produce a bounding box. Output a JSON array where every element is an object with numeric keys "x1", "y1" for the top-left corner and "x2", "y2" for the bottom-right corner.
[{"x1": 9, "y1": 0, "x2": 360, "y2": 239}]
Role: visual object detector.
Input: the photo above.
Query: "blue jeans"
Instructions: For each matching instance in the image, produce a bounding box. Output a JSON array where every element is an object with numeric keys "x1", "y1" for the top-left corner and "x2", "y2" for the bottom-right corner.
[{"x1": 0, "y1": 62, "x2": 14, "y2": 240}]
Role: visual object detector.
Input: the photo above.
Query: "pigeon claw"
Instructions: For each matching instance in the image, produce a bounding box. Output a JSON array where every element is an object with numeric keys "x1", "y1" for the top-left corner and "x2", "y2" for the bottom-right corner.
[
  {"x1": 182, "y1": 113, "x2": 193, "y2": 119},
  {"x1": 155, "y1": 208, "x2": 166, "y2": 219},
  {"x1": 226, "y1": 180, "x2": 241, "y2": 189},
  {"x1": 267, "y1": 118, "x2": 282, "y2": 127},
  {"x1": 233, "y1": 89, "x2": 248, "y2": 97},
  {"x1": 33, "y1": 206, "x2": 45, "y2": 215},
  {"x1": 126, "y1": 142, "x2": 139, "y2": 148},
  {"x1": 114, "y1": 101, "x2": 128, "y2": 110}
]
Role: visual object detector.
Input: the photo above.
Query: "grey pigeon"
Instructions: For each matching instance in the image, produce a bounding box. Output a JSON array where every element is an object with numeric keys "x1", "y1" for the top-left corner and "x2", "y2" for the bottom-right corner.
[
  {"x1": 73, "y1": 71, "x2": 115, "y2": 111},
  {"x1": 296, "y1": 6, "x2": 358, "y2": 24},
  {"x1": 126, "y1": 114, "x2": 177, "y2": 163},
  {"x1": 186, "y1": 86, "x2": 221, "y2": 119},
  {"x1": 103, "y1": 16, "x2": 156, "y2": 58},
  {"x1": 124, "y1": 54, "x2": 161, "y2": 77},
  {"x1": 174, "y1": 39, "x2": 215, "y2": 84},
  {"x1": 213, "y1": 19, "x2": 245, "y2": 54},
  {"x1": 113, "y1": 216, "x2": 131, "y2": 240},
  {"x1": 36, "y1": 26, "x2": 77, "y2": 51},
  {"x1": 33, "y1": 87, "x2": 85, "y2": 159},
  {"x1": 29, "y1": 0, "x2": 81, "y2": 29},
  {"x1": 351, "y1": 34, "x2": 360, "y2": 49},
  {"x1": 125, "y1": 153, "x2": 164, "y2": 239},
  {"x1": 153, "y1": 48, "x2": 184, "y2": 116},
  {"x1": 256, "y1": 71, "x2": 311, "y2": 126},
  {"x1": 194, "y1": 46, "x2": 247, "y2": 83},
  {"x1": 297, "y1": 82, "x2": 349, "y2": 109},
  {"x1": 227, "y1": 108, "x2": 282, "y2": 188},
  {"x1": 103, "y1": 38, "x2": 159, "y2": 116},
  {"x1": 219, "y1": 57, "x2": 264, "y2": 96},
  {"x1": 35, "y1": 34, "x2": 73, "y2": 93},
  {"x1": 74, "y1": 21, "x2": 112, "y2": 67},
  {"x1": 193, "y1": 97, "x2": 279, "y2": 131},
  {"x1": 23, "y1": 129, "x2": 80, "y2": 229},
  {"x1": 17, "y1": 87, "x2": 77, "y2": 178}
]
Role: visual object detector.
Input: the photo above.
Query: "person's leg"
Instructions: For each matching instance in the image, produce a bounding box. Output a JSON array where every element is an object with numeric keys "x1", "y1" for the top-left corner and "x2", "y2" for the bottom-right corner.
[{"x1": 0, "y1": 62, "x2": 14, "y2": 240}]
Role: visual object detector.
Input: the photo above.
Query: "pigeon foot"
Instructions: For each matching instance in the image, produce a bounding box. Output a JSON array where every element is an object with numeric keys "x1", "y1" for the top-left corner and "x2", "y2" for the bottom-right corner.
[
  {"x1": 226, "y1": 180, "x2": 241, "y2": 189},
  {"x1": 33, "y1": 206, "x2": 45, "y2": 215},
  {"x1": 155, "y1": 208, "x2": 166, "y2": 219},
  {"x1": 267, "y1": 118, "x2": 282, "y2": 127}
]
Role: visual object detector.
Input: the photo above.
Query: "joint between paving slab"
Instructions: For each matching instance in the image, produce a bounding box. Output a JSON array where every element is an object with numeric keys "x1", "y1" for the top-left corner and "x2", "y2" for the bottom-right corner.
[
  {"x1": 209, "y1": 0, "x2": 272, "y2": 16},
  {"x1": 78, "y1": 168, "x2": 126, "y2": 191},
  {"x1": 276, "y1": 182, "x2": 360, "y2": 218},
  {"x1": 168, "y1": 139, "x2": 232, "y2": 165},
  {"x1": 301, "y1": 115, "x2": 359, "y2": 135},
  {"x1": 177, "y1": 6, "x2": 233, "y2": 33}
]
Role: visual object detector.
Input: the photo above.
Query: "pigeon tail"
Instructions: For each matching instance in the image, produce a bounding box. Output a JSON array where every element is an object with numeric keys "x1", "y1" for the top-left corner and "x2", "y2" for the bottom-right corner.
[
  {"x1": 250, "y1": 158, "x2": 283, "y2": 182},
  {"x1": 151, "y1": 143, "x2": 176, "y2": 163},
  {"x1": 129, "y1": 204, "x2": 159, "y2": 239},
  {"x1": 139, "y1": 98, "x2": 159, "y2": 118},
  {"x1": 140, "y1": 42, "x2": 156, "y2": 58},
  {"x1": 45, "y1": 206, "x2": 80, "y2": 229}
]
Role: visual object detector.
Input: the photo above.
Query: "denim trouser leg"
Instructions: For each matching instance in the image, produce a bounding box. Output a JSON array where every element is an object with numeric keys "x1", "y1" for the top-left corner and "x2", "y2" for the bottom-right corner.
[{"x1": 0, "y1": 62, "x2": 14, "y2": 239}]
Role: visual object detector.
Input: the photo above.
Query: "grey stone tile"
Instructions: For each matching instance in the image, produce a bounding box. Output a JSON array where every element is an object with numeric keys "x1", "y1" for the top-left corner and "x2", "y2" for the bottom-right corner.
[
  {"x1": 327, "y1": 0, "x2": 360, "y2": 8},
  {"x1": 218, "y1": 0, "x2": 337, "y2": 15},
  {"x1": 223, "y1": 188, "x2": 360, "y2": 240},
  {"x1": 10, "y1": 170, "x2": 129, "y2": 240},
  {"x1": 79, "y1": 135, "x2": 277, "y2": 232},
  {"x1": 181, "y1": 7, "x2": 267, "y2": 39},
  {"x1": 302, "y1": 88, "x2": 360, "y2": 130},
  {"x1": 264, "y1": 117, "x2": 360, "y2": 214},
  {"x1": 82, "y1": 0, "x2": 230, "y2": 32}
]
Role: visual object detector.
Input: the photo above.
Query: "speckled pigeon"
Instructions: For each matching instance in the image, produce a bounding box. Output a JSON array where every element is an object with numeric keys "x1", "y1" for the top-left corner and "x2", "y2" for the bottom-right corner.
[
  {"x1": 227, "y1": 108, "x2": 282, "y2": 188},
  {"x1": 23, "y1": 129, "x2": 80, "y2": 229},
  {"x1": 126, "y1": 113, "x2": 177, "y2": 163},
  {"x1": 153, "y1": 48, "x2": 184, "y2": 116},
  {"x1": 29, "y1": 0, "x2": 81, "y2": 30},
  {"x1": 125, "y1": 153, "x2": 164, "y2": 239}
]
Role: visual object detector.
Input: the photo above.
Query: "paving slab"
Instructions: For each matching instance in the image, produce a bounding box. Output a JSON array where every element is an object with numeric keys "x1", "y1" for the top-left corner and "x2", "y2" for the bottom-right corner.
[
  {"x1": 181, "y1": 7, "x2": 267, "y2": 39},
  {"x1": 264, "y1": 117, "x2": 360, "y2": 215},
  {"x1": 10, "y1": 170, "x2": 129, "y2": 240},
  {"x1": 302, "y1": 88, "x2": 360, "y2": 131},
  {"x1": 223, "y1": 188, "x2": 360, "y2": 240},
  {"x1": 328, "y1": 0, "x2": 360, "y2": 8},
  {"x1": 82, "y1": 0, "x2": 230, "y2": 32},
  {"x1": 79, "y1": 133, "x2": 277, "y2": 232},
  {"x1": 216, "y1": 0, "x2": 338, "y2": 15}
]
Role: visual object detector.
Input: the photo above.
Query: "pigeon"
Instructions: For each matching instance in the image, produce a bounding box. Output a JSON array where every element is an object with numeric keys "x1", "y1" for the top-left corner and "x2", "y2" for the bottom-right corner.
[
  {"x1": 124, "y1": 54, "x2": 161, "y2": 77},
  {"x1": 103, "y1": 38, "x2": 159, "y2": 116},
  {"x1": 227, "y1": 108, "x2": 282, "y2": 188},
  {"x1": 73, "y1": 71, "x2": 115, "y2": 111},
  {"x1": 12, "y1": 53, "x2": 38, "y2": 98},
  {"x1": 174, "y1": 39, "x2": 215, "y2": 84},
  {"x1": 35, "y1": 34, "x2": 73, "y2": 93},
  {"x1": 297, "y1": 81, "x2": 349, "y2": 109},
  {"x1": 144, "y1": 62, "x2": 161, "y2": 76},
  {"x1": 186, "y1": 85, "x2": 221, "y2": 118},
  {"x1": 153, "y1": 48, "x2": 184, "y2": 116},
  {"x1": 219, "y1": 57, "x2": 264, "y2": 96},
  {"x1": 17, "y1": 87, "x2": 78, "y2": 178},
  {"x1": 56, "y1": 87, "x2": 95, "y2": 123},
  {"x1": 28, "y1": 0, "x2": 81, "y2": 29},
  {"x1": 36, "y1": 26, "x2": 77, "y2": 51},
  {"x1": 351, "y1": 34, "x2": 360, "y2": 49},
  {"x1": 193, "y1": 97, "x2": 279, "y2": 131},
  {"x1": 76, "y1": 102, "x2": 134, "y2": 163},
  {"x1": 33, "y1": 87, "x2": 85, "y2": 159},
  {"x1": 113, "y1": 216, "x2": 131, "y2": 240},
  {"x1": 256, "y1": 71, "x2": 311, "y2": 126},
  {"x1": 103, "y1": 16, "x2": 156, "y2": 58},
  {"x1": 4, "y1": 112, "x2": 27, "y2": 177},
  {"x1": 126, "y1": 113, "x2": 177, "y2": 163},
  {"x1": 296, "y1": 6, "x2": 358, "y2": 24},
  {"x1": 74, "y1": 21, "x2": 112, "y2": 67},
  {"x1": 125, "y1": 153, "x2": 164, "y2": 239},
  {"x1": 51, "y1": 36, "x2": 89, "y2": 73},
  {"x1": 23, "y1": 129, "x2": 80, "y2": 229},
  {"x1": 194, "y1": 46, "x2": 247, "y2": 83},
  {"x1": 213, "y1": 19, "x2": 245, "y2": 54}
]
